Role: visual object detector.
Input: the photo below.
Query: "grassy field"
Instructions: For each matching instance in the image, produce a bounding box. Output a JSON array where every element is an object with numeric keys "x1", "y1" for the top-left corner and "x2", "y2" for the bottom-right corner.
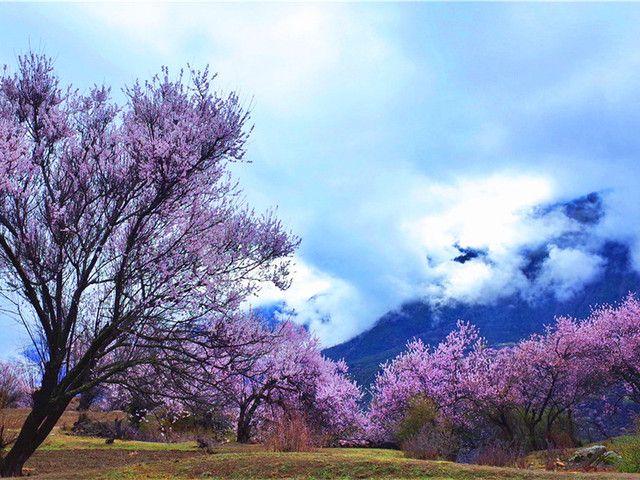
[
  {"x1": 2, "y1": 410, "x2": 638, "y2": 479},
  {"x1": 5, "y1": 432, "x2": 635, "y2": 480}
]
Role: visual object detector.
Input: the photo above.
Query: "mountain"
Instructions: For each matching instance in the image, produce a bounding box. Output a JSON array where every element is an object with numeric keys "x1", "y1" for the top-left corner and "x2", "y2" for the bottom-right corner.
[{"x1": 324, "y1": 193, "x2": 640, "y2": 389}]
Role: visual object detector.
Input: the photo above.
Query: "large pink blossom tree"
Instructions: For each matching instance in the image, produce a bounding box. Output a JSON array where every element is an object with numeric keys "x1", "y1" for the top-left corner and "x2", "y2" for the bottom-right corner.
[
  {"x1": 306, "y1": 358, "x2": 367, "y2": 445},
  {"x1": 214, "y1": 321, "x2": 364, "y2": 444},
  {"x1": 582, "y1": 295, "x2": 640, "y2": 404},
  {"x1": 100, "y1": 315, "x2": 365, "y2": 446},
  {"x1": 368, "y1": 322, "x2": 487, "y2": 443},
  {"x1": 0, "y1": 52, "x2": 297, "y2": 476},
  {"x1": 494, "y1": 318, "x2": 606, "y2": 449}
]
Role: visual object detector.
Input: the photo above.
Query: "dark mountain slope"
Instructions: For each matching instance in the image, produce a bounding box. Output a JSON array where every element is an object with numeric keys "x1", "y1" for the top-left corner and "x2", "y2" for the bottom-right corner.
[{"x1": 324, "y1": 240, "x2": 640, "y2": 389}]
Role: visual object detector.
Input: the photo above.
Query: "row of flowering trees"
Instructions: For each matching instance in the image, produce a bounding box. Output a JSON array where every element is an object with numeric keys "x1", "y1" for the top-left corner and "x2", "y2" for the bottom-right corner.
[
  {"x1": 369, "y1": 295, "x2": 640, "y2": 457},
  {"x1": 4, "y1": 288, "x2": 640, "y2": 457},
  {"x1": 86, "y1": 293, "x2": 640, "y2": 453}
]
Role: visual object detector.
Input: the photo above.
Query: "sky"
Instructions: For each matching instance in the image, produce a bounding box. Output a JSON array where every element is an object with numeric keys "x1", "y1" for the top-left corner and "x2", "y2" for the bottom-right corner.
[{"x1": 1, "y1": 3, "x2": 640, "y2": 354}]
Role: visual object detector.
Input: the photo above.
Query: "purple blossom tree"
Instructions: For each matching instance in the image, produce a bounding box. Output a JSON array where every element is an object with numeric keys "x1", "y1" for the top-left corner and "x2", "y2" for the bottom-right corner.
[
  {"x1": 496, "y1": 317, "x2": 606, "y2": 449},
  {"x1": 0, "y1": 360, "x2": 31, "y2": 409},
  {"x1": 0, "y1": 52, "x2": 297, "y2": 476},
  {"x1": 582, "y1": 295, "x2": 640, "y2": 404},
  {"x1": 368, "y1": 321, "x2": 486, "y2": 443},
  {"x1": 214, "y1": 321, "x2": 364, "y2": 444},
  {"x1": 306, "y1": 358, "x2": 367, "y2": 445},
  {"x1": 103, "y1": 316, "x2": 365, "y2": 446}
]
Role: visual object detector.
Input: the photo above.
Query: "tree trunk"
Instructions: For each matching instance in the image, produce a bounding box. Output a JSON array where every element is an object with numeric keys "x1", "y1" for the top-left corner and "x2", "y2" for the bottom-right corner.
[
  {"x1": 236, "y1": 400, "x2": 261, "y2": 444},
  {"x1": 236, "y1": 414, "x2": 251, "y2": 444},
  {"x1": 0, "y1": 398, "x2": 70, "y2": 477},
  {"x1": 524, "y1": 420, "x2": 538, "y2": 452},
  {"x1": 77, "y1": 387, "x2": 99, "y2": 412}
]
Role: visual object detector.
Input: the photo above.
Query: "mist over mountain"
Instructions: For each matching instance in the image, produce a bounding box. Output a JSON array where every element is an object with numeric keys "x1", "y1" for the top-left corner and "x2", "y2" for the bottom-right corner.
[{"x1": 323, "y1": 192, "x2": 640, "y2": 388}]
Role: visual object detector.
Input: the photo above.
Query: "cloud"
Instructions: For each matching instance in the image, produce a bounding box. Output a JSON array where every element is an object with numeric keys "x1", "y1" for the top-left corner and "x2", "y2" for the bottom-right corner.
[
  {"x1": 3, "y1": 4, "x2": 640, "y2": 351},
  {"x1": 255, "y1": 258, "x2": 390, "y2": 346},
  {"x1": 406, "y1": 175, "x2": 558, "y2": 256},
  {"x1": 76, "y1": 4, "x2": 412, "y2": 114},
  {"x1": 534, "y1": 246, "x2": 605, "y2": 301},
  {"x1": 253, "y1": 172, "x2": 618, "y2": 345},
  {"x1": 403, "y1": 173, "x2": 575, "y2": 304}
]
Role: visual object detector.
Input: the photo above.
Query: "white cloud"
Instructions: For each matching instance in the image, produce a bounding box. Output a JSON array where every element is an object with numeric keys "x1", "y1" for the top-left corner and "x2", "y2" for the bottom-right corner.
[
  {"x1": 402, "y1": 173, "x2": 588, "y2": 305},
  {"x1": 253, "y1": 172, "x2": 612, "y2": 345},
  {"x1": 76, "y1": 4, "x2": 412, "y2": 114},
  {"x1": 254, "y1": 258, "x2": 388, "y2": 346},
  {"x1": 33, "y1": 4, "x2": 640, "y2": 348},
  {"x1": 535, "y1": 246, "x2": 605, "y2": 301},
  {"x1": 407, "y1": 174, "x2": 557, "y2": 256},
  {"x1": 80, "y1": 4, "x2": 175, "y2": 56}
]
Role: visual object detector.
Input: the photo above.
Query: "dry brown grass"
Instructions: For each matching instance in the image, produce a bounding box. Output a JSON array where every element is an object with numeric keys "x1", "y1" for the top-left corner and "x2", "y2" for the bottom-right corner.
[
  {"x1": 0, "y1": 408, "x2": 125, "y2": 431},
  {"x1": 264, "y1": 413, "x2": 314, "y2": 452}
]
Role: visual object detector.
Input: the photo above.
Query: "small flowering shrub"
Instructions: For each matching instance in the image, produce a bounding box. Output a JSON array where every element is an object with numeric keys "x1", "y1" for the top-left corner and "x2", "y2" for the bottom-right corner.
[
  {"x1": 0, "y1": 361, "x2": 31, "y2": 409},
  {"x1": 0, "y1": 361, "x2": 31, "y2": 459}
]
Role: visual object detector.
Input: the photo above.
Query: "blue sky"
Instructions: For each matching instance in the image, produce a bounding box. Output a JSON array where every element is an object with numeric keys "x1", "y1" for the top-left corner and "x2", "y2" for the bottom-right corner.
[{"x1": 1, "y1": 3, "x2": 640, "y2": 354}]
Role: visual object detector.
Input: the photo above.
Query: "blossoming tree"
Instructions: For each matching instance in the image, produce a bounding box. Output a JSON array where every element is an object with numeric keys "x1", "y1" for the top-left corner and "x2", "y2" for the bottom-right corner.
[
  {"x1": 369, "y1": 317, "x2": 611, "y2": 452},
  {"x1": 0, "y1": 52, "x2": 297, "y2": 476}
]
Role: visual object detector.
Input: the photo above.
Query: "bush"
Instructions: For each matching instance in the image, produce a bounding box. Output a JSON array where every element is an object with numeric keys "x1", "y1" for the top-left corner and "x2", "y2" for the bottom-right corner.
[
  {"x1": 495, "y1": 408, "x2": 578, "y2": 453},
  {"x1": 475, "y1": 441, "x2": 526, "y2": 468},
  {"x1": 401, "y1": 425, "x2": 459, "y2": 461},
  {"x1": 168, "y1": 410, "x2": 233, "y2": 442},
  {"x1": 71, "y1": 413, "x2": 138, "y2": 440},
  {"x1": 396, "y1": 395, "x2": 459, "y2": 461},
  {"x1": 395, "y1": 395, "x2": 439, "y2": 444},
  {"x1": 264, "y1": 413, "x2": 314, "y2": 452},
  {"x1": 0, "y1": 361, "x2": 30, "y2": 408},
  {"x1": 541, "y1": 447, "x2": 571, "y2": 471}
]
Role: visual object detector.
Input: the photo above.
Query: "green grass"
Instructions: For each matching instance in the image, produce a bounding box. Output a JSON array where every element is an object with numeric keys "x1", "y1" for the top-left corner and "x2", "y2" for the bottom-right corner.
[
  {"x1": 81, "y1": 446, "x2": 639, "y2": 480},
  {"x1": 604, "y1": 435, "x2": 640, "y2": 473},
  {"x1": 91, "y1": 447, "x2": 637, "y2": 480},
  {"x1": 38, "y1": 431, "x2": 196, "y2": 451},
  {"x1": 5, "y1": 407, "x2": 639, "y2": 479}
]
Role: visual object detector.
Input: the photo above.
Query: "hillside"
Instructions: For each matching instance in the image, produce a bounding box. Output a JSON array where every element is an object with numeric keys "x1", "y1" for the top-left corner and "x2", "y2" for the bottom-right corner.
[{"x1": 325, "y1": 236, "x2": 640, "y2": 390}]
